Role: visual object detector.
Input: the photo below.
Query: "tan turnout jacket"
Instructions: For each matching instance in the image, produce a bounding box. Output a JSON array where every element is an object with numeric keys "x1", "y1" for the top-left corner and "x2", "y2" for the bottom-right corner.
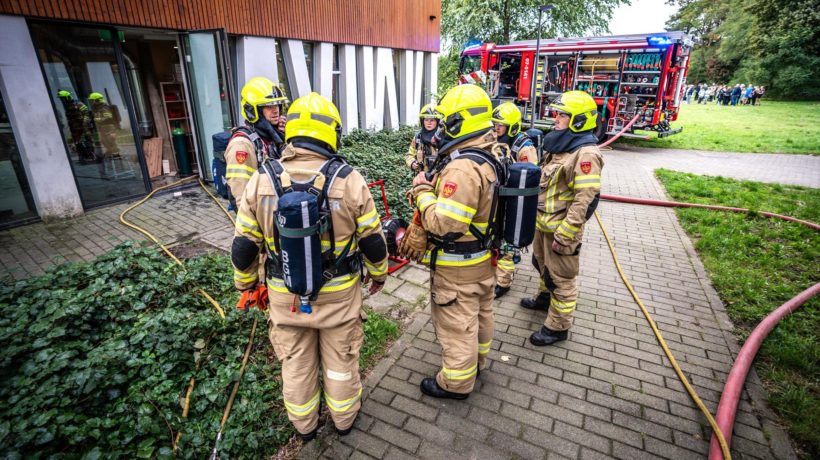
[
  {"x1": 536, "y1": 143, "x2": 604, "y2": 247},
  {"x1": 232, "y1": 144, "x2": 389, "y2": 326}
]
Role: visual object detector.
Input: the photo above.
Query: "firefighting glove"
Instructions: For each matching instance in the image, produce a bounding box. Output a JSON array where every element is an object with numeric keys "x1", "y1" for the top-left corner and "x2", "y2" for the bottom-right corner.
[
  {"x1": 398, "y1": 209, "x2": 427, "y2": 262},
  {"x1": 236, "y1": 284, "x2": 269, "y2": 312}
]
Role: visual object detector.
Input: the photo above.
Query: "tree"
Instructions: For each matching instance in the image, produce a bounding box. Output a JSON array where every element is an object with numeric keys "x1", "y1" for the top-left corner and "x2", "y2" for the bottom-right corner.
[
  {"x1": 438, "y1": 0, "x2": 629, "y2": 95},
  {"x1": 666, "y1": 0, "x2": 819, "y2": 99}
]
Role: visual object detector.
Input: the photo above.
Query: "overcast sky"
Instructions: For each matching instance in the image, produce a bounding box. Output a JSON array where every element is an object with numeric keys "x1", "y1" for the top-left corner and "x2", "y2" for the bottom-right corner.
[{"x1": 607, "y1": 0, "x2": 679, "y2": 35}]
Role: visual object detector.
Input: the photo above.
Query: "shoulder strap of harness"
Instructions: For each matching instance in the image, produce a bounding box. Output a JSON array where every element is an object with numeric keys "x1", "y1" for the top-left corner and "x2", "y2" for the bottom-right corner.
[
  {"x1": 233, "y1": 126, "x2": 281, "y2": 162},
  {"x1": 429, "y1": 147, "x2": 508, "y2": 250},
  {"x1": 261, "y1": 156, "x2": 355, "y2": 269}
]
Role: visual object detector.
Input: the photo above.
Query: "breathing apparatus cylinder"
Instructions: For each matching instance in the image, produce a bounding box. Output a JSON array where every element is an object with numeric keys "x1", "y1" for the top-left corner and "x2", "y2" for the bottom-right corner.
[
  {"x1": 276, "y1": 191, "x2": 323, "y2": 313},
  {"x1": 500, "y1": 162, "x2": 541, "y2": 247}
]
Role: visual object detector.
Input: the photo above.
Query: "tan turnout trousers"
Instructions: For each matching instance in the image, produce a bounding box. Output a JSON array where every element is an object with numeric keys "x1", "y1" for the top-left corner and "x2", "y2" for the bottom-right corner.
[
  {"x1": 532, "y1": 230, "x2": 580, "y2": 331},
  {"x1": 412, "y1": 132, "x2": 499, "y2": 393},
  {"x1": 232, "y1": 144, "x2": 389, "y2": 434}
]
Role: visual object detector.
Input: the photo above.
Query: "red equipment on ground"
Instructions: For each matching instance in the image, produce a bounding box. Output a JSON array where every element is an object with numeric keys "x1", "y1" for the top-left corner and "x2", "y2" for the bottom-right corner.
[{"x1": 368, "y1": 179, "x2": 410, "y2": 274}]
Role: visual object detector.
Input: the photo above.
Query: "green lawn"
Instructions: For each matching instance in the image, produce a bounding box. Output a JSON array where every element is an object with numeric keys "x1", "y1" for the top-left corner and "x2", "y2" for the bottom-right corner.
[
  {"x1": 619, "y1": 101, "x2": 820, "y2": 154},
  {"x1": 655, "y1": 170, "x2": 819, "y2": 459}
]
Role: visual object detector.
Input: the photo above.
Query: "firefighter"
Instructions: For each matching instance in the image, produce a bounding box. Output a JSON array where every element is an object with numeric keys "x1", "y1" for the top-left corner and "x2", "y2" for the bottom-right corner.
[
  {"x1": 522, "y1": 90, "x2": 603, "y2": 346},
  {"x1": 231, "y1": 92, "x2": 389, "y2": 441},
  {"x1": 491, "y1": 102, "x2": 538, "y2": 299},
  {"x1": 405, "y1": 103, "x2": 440, "y2": 173},
  {"x1": 58, "y1": 90, "x2": 95, "y2": 163},
  {"x1": 409, "y1": 84, "x2": 497, "y2": 399},
  {"x1": 88, "y1": 92, "x2": 119, "y2": 157},
  {"x1": 225, "y1": 77, "x2": 288, "y2": 208}
]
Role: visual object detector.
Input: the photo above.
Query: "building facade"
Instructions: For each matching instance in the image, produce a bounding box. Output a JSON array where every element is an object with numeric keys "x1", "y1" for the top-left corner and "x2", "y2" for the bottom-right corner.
[{"x1": 0, "y1": 0, "x2": 441, "y2": 227}]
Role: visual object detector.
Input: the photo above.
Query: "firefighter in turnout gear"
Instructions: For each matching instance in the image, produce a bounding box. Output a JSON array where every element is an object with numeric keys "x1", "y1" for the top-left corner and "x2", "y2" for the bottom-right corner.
[
  {"x1": 225, "y1": 77, "x2": 288, "y2": 208},
  {"x1": 88, "y1": 92, "x2": 119, "y2": 157},
  {"x1": 405, "y1": 103, "x2": 440, "y2": 173},
  {"x1": 58, "y1": 90, "x2": 95, "y2": 163},
  {"x1": 410, "y1": 84, "x2": 498, "y2": 399},
  {"x1": 491, "y1": 102, "x2": 538, "y2": 299},
  {"x1": 230, "y1": 92, "x2": 389, "y2": 440},
  {"x1": 522, "y1": 90, "x2": 603, "y2": 346}
]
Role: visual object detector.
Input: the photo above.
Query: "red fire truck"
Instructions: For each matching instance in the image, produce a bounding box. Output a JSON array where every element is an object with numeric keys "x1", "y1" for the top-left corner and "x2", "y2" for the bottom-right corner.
[{"x1": 459, "y1": 32, "x2": 693, "y2": 141}]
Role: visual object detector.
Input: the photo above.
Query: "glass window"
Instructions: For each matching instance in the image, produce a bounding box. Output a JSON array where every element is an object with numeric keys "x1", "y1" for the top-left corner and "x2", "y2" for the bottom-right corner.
[
  {"x1": 275, "y1": 41, "x2": 292, "y2": 99},
  {"x1": 303, "y1": 42, "x2": 315, "y2": 90},
  {"x1": 332, "y1": 44, "x2": 340, "y2": 108},
  {"x1": 29, "y1": 22, "x2": 147, "y2": 208},
  {"x1": 0, "y1": 90, "x2": 37, "y2": 227},
  {"x1": 183, "y1": 31, "x2": 235, "y2": 180}
]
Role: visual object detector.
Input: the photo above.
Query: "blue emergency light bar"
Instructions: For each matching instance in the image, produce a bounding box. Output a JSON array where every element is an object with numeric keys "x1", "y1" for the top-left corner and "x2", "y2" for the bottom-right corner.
[{"x1": 646, "y1": 36, "x2": 673, "y2": 47}]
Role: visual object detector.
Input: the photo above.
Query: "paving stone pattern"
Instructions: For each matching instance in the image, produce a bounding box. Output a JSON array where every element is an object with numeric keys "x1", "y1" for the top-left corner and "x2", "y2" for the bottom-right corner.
[
  {"x1": 309, "y1": 149, "x2": 805, "y2": 459},
  {"x1": 1, "y1": 149, "x2": 813, "y2": 459},
  {"x1": 0, "y1": 185, "x2": 234, "y2": 281}
]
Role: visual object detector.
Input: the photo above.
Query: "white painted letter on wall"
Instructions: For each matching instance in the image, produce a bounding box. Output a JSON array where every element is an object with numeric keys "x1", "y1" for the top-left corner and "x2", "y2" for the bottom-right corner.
[
  {"x1": 356, "y1": 47, "x2": 399, "y2": 130},
  {"x1": 400, "y1": 50, "x2": 425, "y2": 125}
]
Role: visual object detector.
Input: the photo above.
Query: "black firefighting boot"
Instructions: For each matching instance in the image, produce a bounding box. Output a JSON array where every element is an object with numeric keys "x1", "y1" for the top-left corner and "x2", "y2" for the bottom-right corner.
[
  {"x1": 420, "y1": 377, "x2": 469, "y2": 400},
  {"x1": 529, "y1": 326, "x2": 568, "y2": 346},
  {"x1": 299, "y1": 427, "x2": 319, "y2": 442},
  {"x1": 494, "y1": 285, "x2": 511, "y2": 298},
  {"x1": 520, "y1": 292, "x2": 550, "y2": 310},
  {"x1": 336, "y1": 414, "x2": 357, "y2": 436}
]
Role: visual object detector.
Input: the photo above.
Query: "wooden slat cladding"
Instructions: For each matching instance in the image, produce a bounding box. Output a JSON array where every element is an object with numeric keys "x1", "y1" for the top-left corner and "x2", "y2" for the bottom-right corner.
[{"x1": 0, "y1": 0, "x2": 441, "y2": 52}]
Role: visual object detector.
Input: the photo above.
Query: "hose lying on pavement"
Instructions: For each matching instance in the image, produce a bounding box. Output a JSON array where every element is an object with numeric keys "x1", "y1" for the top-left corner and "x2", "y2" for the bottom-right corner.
[
  {"x1": 593, "y1": 211, "x2": 733, "y2": 460},
  {"x1": 600, "y1": 194, "x2": 820, "y2": 231},
  {"x1": 597, "y1": 192, "x2": 819, "y2": 459}
]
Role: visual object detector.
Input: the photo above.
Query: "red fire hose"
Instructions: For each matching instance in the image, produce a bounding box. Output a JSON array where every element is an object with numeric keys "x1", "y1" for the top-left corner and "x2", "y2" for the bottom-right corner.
[
  {"x1": 598, "y1": 194, "x2": 819, "y2": 459},
  {"x1": 600, "y1": 194, "x2": 820, "y2": 231},
  {"x1": 708, "y1": 283, "x2": 820, "y2": 460},
  {"x1": 598, "y1": 113, "x2": 642, "y2": 148}
]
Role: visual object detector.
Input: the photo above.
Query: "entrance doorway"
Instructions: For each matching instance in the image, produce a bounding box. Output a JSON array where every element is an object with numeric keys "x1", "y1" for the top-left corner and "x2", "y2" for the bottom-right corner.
[
  {"x1": 119, "y1": 28, "x2": 198, "y2": 185},
  {"x1": 116, "y1": 28, "x2": 236, "y2": 184},
  {"x1": 29, "y1": 21, "x2": 237, "y2": 211}
]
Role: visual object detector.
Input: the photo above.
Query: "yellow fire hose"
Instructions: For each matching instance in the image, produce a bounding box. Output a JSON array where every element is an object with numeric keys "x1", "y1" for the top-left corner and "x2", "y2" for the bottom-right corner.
[
  {"x1": 118, "y1": 177, "x2": 259, "y2": 454},
  {"x1": 122, "y1": 175, "x2": 732, "y2": 457},
  {"x1": 594, "y1": 211, "x2": 732, "y2": 459}
]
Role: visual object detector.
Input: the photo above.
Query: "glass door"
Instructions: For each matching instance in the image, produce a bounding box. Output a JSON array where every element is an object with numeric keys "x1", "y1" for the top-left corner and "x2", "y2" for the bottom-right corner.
[
  {"x1": 28, "y1": 21, "x2": 149, "y2": 208},
  {"x1": 0, "y1": 90, "x2": 37, "y2": 227},
  {"x1": 181, "y1": 30, "x2": 236, "y2": 180}
]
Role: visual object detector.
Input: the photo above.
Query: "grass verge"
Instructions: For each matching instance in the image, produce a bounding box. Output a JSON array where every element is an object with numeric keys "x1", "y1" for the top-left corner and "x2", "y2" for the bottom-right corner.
[
  {"x1": 655, "y1": 170, "x2": 819, "y2": 458},
  {"x1": 619, "y1": 101, "x2": 820, "y2": 154},
  {"x1": 0, "y1": 243, "x2": 400, "y2": 458}
]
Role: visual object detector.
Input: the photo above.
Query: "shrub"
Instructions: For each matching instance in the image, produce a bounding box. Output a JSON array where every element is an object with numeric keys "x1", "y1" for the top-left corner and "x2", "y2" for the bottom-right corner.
[
  {"x1": 0, "y1": 242, "x2": 399, "y2": 458},
  {"x1": 342, "y1": 126, "x2": 417, "y2": 221}
]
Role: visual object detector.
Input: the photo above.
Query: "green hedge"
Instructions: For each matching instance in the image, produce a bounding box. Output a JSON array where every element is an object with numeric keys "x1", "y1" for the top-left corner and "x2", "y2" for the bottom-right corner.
[
  {"x1": 0, "y1": 243, "x2": 399, "y2": 458},
  {"x1": 342, "y1": 126, "x2": 417, "y2": 222}
]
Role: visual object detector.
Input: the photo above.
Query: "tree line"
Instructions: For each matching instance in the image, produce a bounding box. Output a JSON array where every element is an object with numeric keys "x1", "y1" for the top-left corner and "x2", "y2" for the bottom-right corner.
[{"x1": 666, "y1": 0, "x2": 819, "y2": 100}]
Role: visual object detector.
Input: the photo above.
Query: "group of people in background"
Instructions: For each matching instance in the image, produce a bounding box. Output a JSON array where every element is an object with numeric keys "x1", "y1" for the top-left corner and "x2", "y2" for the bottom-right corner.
[{"x1": 684, "y1": 83, "x2": 765, "y2": 106}]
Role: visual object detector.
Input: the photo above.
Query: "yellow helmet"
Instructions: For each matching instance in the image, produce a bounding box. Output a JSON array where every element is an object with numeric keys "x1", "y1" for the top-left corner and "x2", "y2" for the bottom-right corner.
[
  {"x1": 88, "y1": 92, "x2": 106, "y2": 103},
  {"x1": 548, "y1": 90, "x2": 598, "y2": 133},
  {"x1": 285, "y1": 92, "x2": 342, "y2": 151},
  {"x1": 491, "y1": 102, "x2": 523, "y2": 136},
  {"x1": 241, "y1": 76, "x2": 288, "y2": 123},
  {"x1": 418, "y1": 103, "x2": 440, "y2": 126},
  {"x1": 435, "y1": 84, "x2": 492, "y2": 145},
  {"x1": 58, "y1": 90, "x2": 73, "y2": 100}
]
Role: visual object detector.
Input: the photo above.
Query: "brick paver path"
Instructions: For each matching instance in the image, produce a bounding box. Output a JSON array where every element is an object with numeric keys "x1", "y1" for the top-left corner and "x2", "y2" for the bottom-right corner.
[
  {"x1": 2, "y1": 148, "x2": 814, "y2": 459},
  {"x1": 307, "y1": 148, "x2": 810, "y2": 459},
  {"x1": 0, "y1": 185, "x2": 234, "y2": 281}
]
